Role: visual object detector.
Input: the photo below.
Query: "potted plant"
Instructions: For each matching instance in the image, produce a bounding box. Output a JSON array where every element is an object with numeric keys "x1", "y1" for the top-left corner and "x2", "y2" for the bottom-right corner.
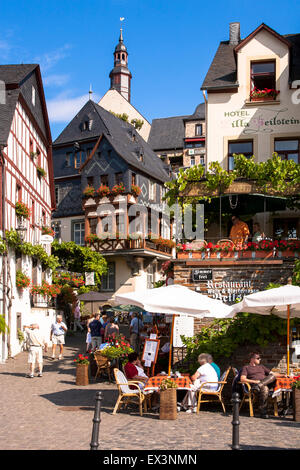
[
  {"x1": 111, "y1": 182, "x2": 126, "y2": 196},
  {"x1": 42, "y1": 226, "x2": 54, "y2": 237},
  {"x1": 131, "y1": 185, "x2": 142, "y2": 198},
  {"x1": 83, "y1": 185, "x2": 95, "y2": 198},
  {"x1": 250, "y1": 88, "x2": 280, "y2": 101},
  {"x1": 292, "y1": 379, "x2": 300, "y2": 422},
  {"x1": 15, "y1": 201, "x2": 31, "y2": 220},
  {"x1": 159, "y1": 378, "x2": 178, "y2": 420},
  {"x1": 74, "y1": 354, "x2": 90, "y2": 386},
  {"x1": 96, "y1": 184, "x2": 110, "y2": 198}
]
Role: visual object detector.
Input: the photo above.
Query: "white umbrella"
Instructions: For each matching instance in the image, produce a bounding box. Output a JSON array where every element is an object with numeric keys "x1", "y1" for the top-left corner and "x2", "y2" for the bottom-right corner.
[
  {"x1": 115, "y1": 284, "x2": 232, "y2": 375},
  {"x1": 115, "y1": 284, "x2": 232, "y2": 318},
  {"x1": 228, "y1": 284, "x2": 300, "y2": 375}
]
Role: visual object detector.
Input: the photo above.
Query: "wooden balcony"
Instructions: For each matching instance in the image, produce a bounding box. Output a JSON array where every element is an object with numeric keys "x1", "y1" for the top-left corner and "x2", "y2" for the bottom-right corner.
[{"x1": 85, "y1": 236, "x2": 173, "y2": 259}]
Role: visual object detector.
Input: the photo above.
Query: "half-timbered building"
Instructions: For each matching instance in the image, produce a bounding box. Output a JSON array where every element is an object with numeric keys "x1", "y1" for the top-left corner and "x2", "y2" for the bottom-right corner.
[{"x1": 0, "y1": 64, "x2": 56, "y2": 360}]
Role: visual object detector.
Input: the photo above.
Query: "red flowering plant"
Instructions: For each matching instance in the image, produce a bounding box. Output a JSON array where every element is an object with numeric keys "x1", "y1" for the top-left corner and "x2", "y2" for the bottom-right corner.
[
  {"x1": 96, "y1": 185, "x2": 110, "y2": 198},
  {"x1": 74, "y1": 354, "x2": 89, "y2": 365},
  {"x1": 85, "y1": 234, "x2": 100, "y2": 244},
  {"x1": 42, "y1": 226, "x2": 55, "y2": 237},
  {"x1": 131, "y1": 185, "x2": 142, "y2": 198},
  {"x1": 15, "y1": 201, "x2": 31, "y2": 220},
  {"x1": 250, "y1": 87, "x2": 280, "y2": 100},
  {"x1": 100, "y1": 333, "x2": 133, "y2": 360},
  {"x1": 111, "y1": 182, "x2": 125, "y2": 196},
  {"x1": 31, "y1": 282, "x2": 62, "y2": 298},
  {"x1": 52, "y1": 271, "x2": 84, "y2": 289},
  {"x1": 16, "y1": 270, "x2": 31, "y2": 289}
]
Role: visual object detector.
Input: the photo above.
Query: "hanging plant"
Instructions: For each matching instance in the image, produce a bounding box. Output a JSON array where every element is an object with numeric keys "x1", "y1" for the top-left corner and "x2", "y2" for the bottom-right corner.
[
  {"x1": 16, "y1": 270, "x2": 31, "y2": 289},
  {"x1": 42, "y1": 226, "x2": 54, "y2": 237},
  {"x1": 37, "y1": 166, "x2": 47, "y2": 179},
  {"x1": 131, "y1": 185, "x2": 142, "y2": 197},
  {"x1": 15, "y1": 202, "x2": 31, "y2": 219}
]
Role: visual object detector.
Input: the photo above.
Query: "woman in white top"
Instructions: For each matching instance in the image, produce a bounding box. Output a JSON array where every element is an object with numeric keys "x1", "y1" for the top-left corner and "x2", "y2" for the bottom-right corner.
[{"x1": 179, "y1": 353, "x2": 218, "y2": 413}]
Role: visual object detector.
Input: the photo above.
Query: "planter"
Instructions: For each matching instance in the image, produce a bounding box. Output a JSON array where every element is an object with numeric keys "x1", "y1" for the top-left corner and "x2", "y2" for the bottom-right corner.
[
  {"x1": 76, "y1": 363, "x2": 89, "y2": 386},
  {"x1": 278, "y1": 250, "x2": 295, "y2": 258},
  {"x1": 293, "y1": 389, "x2": 300, "y2": 422},
  {"x1": 251, "y1": 96, "x2": 276, "y2": 102},
  {"x1": 159, "y1": 388, "x2": 177, "y2": 420}
]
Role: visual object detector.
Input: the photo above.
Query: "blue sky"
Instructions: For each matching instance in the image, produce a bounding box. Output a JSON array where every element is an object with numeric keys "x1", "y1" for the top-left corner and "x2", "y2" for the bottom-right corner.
[{"x1": 1, "y1": 0, "x2": 299, "y2": 140}]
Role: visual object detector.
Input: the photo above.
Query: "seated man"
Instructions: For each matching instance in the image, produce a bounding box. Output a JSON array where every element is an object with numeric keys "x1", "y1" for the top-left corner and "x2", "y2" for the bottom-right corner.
[
  {"x1": 178, "y1": 353, "x2": 218, "y2": 413},
  {"x1": 240, "y1": 351, "x2": 282, "y2": 419},
  {"x1": 229, "y1": 214, "x2": 250, "y2": 248}
]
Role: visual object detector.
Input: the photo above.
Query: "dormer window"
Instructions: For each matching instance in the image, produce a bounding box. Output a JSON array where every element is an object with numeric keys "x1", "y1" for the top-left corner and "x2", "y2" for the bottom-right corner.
[
  {"x1": 251, "y1": 61, "x2": 276, "y2": 93},
  {"x1": 82, "y1": 120, "x2": 92, "y2": 131}
]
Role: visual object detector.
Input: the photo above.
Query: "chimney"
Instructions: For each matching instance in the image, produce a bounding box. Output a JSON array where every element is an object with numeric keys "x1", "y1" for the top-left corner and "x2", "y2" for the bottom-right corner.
[{"x1": 229, "y1": 22, "x2": 240, "y2": 45}]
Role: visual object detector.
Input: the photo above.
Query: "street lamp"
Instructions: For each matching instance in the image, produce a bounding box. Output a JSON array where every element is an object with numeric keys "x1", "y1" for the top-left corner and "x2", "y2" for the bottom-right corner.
[{"x1": 16, "y1": 216, "x2": 27, "y2": 242}]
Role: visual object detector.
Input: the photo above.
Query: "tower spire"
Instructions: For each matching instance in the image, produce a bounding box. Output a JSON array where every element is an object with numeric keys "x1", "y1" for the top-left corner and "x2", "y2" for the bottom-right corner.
[{"x1": 109, "y1": 20, "x2": 132, "y2": 102}]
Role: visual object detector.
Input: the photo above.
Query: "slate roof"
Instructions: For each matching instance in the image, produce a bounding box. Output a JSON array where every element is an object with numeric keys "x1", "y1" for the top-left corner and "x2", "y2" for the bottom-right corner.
[
  {"x1": 0, "y1": 65, "x2": 38, "y2": 146},
  {"x1": 54, "y1": 100, "x2": 170, "y2": 183},
  {"x1": 148, "y1": 103, "x2": 205, "y2": 151},
  {"x1": 201, "y1": 26, "x2": 300, "y2": 90}
]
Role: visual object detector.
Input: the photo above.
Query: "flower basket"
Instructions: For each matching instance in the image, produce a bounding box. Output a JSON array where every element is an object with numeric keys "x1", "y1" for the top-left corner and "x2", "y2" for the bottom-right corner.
[
  {"x1": 15, "y1": 201, "x2": 31, "y2": 219},
  {"x1": 96, "y1": 185, "x2": 110, "y2": 198},
  {"x1": 111, "y1": 183, "x2": 125, "y2": 196},
  {"x1": 159, "y1": 388, "x2": 177, "y2": 420},
  {"x1": 37, "y1": 166, "x2": 47, "y2": 179},
  {"x1": 42, "y1": 226, "x2": 54, "y2": 237},
  {"x1": 76, "y1": 363, "x2": 89, "y2": 386},
  {"x1": 16, "y1": 270, "x2": 31, "y2": 290},
  {"x1": 83, "y1": 185, "x2": 95, "y2": 198},
  {"x1": 131, "y1": 185, "x2": 142, "y2": 198}
]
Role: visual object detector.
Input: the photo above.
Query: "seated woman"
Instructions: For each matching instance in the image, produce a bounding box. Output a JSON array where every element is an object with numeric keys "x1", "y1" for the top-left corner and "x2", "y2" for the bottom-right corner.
[
  {"x1": 124, "y1": 352, "x2": 149, "y2": 389},
  {"x1": 178, "y1": 353, "x2": 218, "y2": 413}
]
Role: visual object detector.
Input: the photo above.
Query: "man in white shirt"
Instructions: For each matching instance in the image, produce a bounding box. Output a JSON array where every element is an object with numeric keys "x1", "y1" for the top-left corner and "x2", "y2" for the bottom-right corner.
[
  {"x1": 23, "y1": 324, "x2": 47, "y2": 378},
  {"x1": 50, "y1": 315, "x2": 68, "y2": 360},
  {"x1": 178, "y1": 353, "x2": 218, "y2": 413}
]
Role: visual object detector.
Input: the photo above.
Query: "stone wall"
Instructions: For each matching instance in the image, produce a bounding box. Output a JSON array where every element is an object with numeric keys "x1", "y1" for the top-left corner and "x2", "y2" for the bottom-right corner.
[{"x1": 172, "y1": 258, "x2": 299, "y2": 374}]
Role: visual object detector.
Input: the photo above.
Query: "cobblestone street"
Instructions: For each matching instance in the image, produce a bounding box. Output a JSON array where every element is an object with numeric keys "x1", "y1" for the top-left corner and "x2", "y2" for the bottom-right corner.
[{"x1": 0, "y1": 332, "x2": 299, "y2": 451}]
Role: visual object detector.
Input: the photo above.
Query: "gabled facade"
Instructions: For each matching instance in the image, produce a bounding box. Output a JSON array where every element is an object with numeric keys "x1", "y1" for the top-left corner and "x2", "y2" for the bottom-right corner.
[
  {"x1": 0, "y1": 64, "x2": 56, "y2": 360},
  {"x1": 201, "y1": 22, "x2": 300, "y2": 239},
  {"x1": 52, "y1": 100, "x2": 173, "y2": 303},
  {"x1": 148, "y1": 103, "x2": 206, "y2": 172}
]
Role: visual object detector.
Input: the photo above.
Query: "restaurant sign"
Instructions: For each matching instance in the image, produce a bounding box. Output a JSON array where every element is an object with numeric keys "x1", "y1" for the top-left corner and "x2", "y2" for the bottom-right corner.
[{"x1": 196, "y1": 280, "x2": 258, "y2": 304}]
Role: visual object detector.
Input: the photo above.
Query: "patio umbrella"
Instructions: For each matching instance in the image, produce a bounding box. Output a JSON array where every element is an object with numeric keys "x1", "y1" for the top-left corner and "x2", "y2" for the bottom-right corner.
[
  {"x1": 115, "y1": 284, "x2": 232, "y2": 375},
  {"x1": 228, "y1": 284, "x2": 300, "y2": 375}
]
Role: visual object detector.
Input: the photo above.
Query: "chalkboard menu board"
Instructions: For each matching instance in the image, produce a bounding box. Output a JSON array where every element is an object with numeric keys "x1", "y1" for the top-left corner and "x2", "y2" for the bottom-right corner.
[{"x1": 192, "y1": 268, "x2": 213, "y2": 281}]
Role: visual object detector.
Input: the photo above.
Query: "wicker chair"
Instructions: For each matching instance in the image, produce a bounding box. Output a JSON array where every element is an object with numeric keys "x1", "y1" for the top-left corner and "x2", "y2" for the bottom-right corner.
[
  {"x1": 196, "y1": 367, "x2": 231, "y2": 414},
  {"x1": 94, "y1": 351, "x2": 112, "y2": 382},
  {"x1": 112, "y1": 368, "x2": 147, "y2": 416},
  {"x1": 217, "y1": 239, "x2": 235, "y2": 249}
]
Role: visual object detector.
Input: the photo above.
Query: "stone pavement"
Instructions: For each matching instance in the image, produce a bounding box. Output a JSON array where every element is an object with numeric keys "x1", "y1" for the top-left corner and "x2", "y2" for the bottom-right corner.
[{"x1": 0, "y1": 332, "x2": 299, "y2": 451}]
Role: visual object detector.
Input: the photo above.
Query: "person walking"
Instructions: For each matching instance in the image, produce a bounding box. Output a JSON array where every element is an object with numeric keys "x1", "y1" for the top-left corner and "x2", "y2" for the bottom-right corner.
[
  {"x1": 23, "y1": 324, "x2": 47, "y2": 377},
  {"x1": 129, "y1": 313, "x2": 143, "y2": 353},
  {"x1": 104, "y1": 317, "x2": 119, "y2": 341},
  {"x1": 50, "y1": 315, "x2": 68, "y2": 360},
  {"x1": 89, "y1": 313, "x2": 102, "y2": 350},
  {"x1": 73, "y1": 300, "x2": 84, "y2": 332}
]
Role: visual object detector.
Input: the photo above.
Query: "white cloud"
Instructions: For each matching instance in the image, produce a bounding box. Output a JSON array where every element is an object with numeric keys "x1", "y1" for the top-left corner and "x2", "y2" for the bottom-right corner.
[
  {"x1": 47, "y1": 92, "x2": 100, "y2": 123},
  {"x1": 35, "y1": 44, "x2": 71, "y2": 72},
  {"x1": 43, "y1": 74, "x2": 70, "y2": 87}
]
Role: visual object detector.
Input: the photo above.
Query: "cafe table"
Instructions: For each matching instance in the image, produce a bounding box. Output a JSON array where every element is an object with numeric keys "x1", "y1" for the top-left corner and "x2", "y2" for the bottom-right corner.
[
  {"x1": 272, "y1": 375, "x2": 300, "y2": 398},
  {"x1": 144, "y1": 374, "x2": 192, "y2": 393}
]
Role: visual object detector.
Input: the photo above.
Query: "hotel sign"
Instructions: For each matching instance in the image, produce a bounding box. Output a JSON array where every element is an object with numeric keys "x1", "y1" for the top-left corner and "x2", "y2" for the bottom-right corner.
[{"x1": 222, "y1": 108, "x2": 300, "y2": 134}]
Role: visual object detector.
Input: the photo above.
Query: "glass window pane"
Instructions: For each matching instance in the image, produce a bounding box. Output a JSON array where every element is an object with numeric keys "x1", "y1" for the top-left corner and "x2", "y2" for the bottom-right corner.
[
  {"x1": 288, "y1": 154, "x2": 298, "y2": 163},
  {"x1": 252, "y1": 62, "x2": 275, "y2": 74},
  {"x1": 275, "y1": 140, "x2": 298, "y2": 151},
  {"x1": 229, "y1": 141, "x2": 253, "y2": 154}
]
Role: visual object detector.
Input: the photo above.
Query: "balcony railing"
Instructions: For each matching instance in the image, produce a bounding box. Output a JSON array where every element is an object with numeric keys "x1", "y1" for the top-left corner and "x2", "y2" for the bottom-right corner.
[{"x1": 85, "y1": 236, "x2": 173, "y2": 256}]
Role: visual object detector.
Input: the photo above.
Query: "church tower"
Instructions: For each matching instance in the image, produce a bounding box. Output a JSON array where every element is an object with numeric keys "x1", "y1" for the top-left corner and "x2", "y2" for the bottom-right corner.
[{"x1": 109, "y1": 28, "x2": 132, "y2": 102}]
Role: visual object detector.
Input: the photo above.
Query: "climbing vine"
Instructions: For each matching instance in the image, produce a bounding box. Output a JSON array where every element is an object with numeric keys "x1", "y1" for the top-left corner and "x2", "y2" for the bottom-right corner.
[{"x1": 164, "y1": 154, "x2": 300, "y2": 209}]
